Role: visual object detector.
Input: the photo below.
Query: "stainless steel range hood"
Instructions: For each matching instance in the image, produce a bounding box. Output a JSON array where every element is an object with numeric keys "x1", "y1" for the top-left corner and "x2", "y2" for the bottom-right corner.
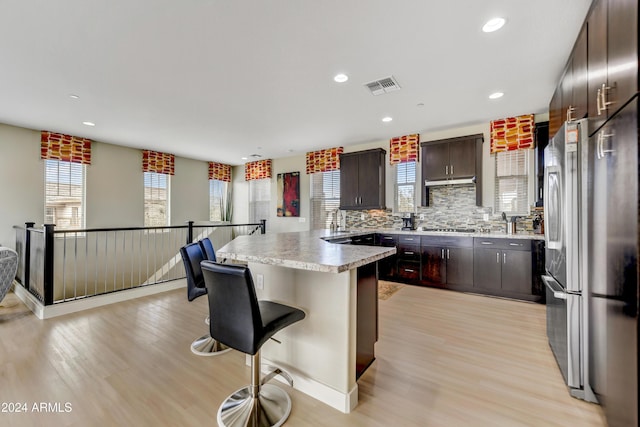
[{"x1": 424, "y1": 176, "x2": 476, "y2": 186}]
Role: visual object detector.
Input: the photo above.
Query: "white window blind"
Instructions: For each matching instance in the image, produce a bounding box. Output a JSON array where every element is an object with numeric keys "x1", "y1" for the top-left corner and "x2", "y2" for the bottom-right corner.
[
  {"x1": 249, "y1": 178, "x2": 270, "y2": 223},
  {"x1": 209, "y1": 179, "x2": 229, "y2": 222},
  {"x1": 44, "y1": 159, "x2": 85, "y2": 229},
  {"x1": 144, "y1": 172, "x2": 170, "y2": 226},
  {"x1": 310, "y1": 170, "x2": 340, "y2": 230},
  {"x1": 495, "y1": 149, "x2": 530, "y2": 215},
  {"x1": 395, "y1": 161, "x2": 416, "y2": 213}
]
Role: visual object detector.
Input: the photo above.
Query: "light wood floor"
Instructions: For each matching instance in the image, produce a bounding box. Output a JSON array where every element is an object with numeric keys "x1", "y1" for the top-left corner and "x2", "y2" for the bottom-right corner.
[{"x1": 0, "y1": 285, "x2": 606, "y2": 427}]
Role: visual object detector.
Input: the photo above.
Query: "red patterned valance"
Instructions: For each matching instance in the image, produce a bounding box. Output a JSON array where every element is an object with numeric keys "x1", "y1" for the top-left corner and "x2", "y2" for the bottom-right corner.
[
  {"x1": 40, "y1": 131, "x2": 92, "y2": 164},
  {"x1": 389, "y1": 134, "x2": 419, "y2": 164},
  {"x1": 245, "y1": 159, "x2": 272, "y2": 181},
  {"x1": 305, "y1": 147, "x2": 343, "y2": 174},
  {"x1": 209, "y1": 162, "x2": 231, "y2": 182},
  {"x1": 490, "y1": 114, "x2": 535, "y2": 154},
  {"x1": 142, "y1": 150, "x2": 175, "y2": 175}
]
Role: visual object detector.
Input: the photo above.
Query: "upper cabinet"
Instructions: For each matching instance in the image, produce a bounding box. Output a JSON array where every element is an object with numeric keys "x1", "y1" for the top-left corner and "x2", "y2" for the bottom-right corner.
[
  {"x1": 551, "y1": 0, "x2": 637, "y2": 136},
  {"x1": 421, "y1": 134, "x2": 483, "y2": 207},
  {"x1": 422, "y1": 137, "x2": 477, "y2": 181},
  {"x1": 587, "y1": 0, "x2": 638, "y2": 135},
  {"x1": 339, "y1": 148, "x2": 386, "y2": 210},
  {"x1": 552, "y1": 22, "x2": 588, "y2": 139}
]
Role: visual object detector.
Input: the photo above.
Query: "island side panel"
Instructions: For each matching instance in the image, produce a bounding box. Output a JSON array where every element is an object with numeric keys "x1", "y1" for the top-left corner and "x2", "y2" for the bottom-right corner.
[{"x1": 248, "y1": 262, "x2": 358, "y2": 412}]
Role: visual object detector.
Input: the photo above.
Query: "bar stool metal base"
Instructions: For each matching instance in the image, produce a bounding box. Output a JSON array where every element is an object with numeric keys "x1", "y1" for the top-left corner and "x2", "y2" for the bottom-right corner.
[
  {"x1": 190, "y1": 334, "x2": 232, "y2": 356},
  {"x1": 217, "y1": 383, "x2": 291, "y2": 427}
]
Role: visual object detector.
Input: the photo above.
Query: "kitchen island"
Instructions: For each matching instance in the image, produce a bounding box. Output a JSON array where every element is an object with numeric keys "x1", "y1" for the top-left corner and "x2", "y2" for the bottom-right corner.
[{"x1": 216, "y1": 230, "x2": 396, "y2": 413}]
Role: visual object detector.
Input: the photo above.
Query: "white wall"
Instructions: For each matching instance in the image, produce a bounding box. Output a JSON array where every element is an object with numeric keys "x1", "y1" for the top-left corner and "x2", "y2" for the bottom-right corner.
[
  {"x1": 0, "y1": 124, "x2": 45, "y2": 247},
  {"x1": 0, "y1": 123, "x2": 212, "y2": 250}
]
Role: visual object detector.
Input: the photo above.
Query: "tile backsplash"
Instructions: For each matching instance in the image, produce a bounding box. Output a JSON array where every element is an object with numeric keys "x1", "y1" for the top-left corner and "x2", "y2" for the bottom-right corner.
[{"x1": 344, "y1": 184, "x2": 542, "y2": 233}]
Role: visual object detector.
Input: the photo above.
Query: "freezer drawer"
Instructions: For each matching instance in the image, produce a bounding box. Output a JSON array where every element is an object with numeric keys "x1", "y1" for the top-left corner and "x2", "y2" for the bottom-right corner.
[{"x1": 543, "y1": 275, "x2": 582, "y2": 389}]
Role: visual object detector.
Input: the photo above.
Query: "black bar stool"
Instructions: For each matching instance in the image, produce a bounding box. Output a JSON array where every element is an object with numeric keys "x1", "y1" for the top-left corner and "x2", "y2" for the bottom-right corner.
[
  {"x1": 179, "y1": 243, "x2": 231, "y2": 356},
  {"x1": 201, "y1": 261, "x2": 305, "y2": 427}
]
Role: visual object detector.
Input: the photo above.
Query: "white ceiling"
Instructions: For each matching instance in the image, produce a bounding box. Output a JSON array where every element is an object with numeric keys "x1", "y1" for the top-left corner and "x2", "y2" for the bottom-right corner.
[{"x1": 0, "y1": 0, "x2": 592, "y2": 166}]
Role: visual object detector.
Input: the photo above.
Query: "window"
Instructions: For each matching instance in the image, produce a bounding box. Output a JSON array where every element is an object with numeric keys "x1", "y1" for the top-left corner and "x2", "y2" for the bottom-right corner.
[
  {"x1": 395, "y1": 161, "x2": 416, "y2": 213},
  {"x1": 144, "y1": 172, "x2": 170, "y2": 226},
  {"x1": 310, "y1": 170, "x2": 340, "y2": 230},
  {"x1": 249, "y1": 179, "x2": 270, "y2": 223},
  {"x1": 495, "y1": 149, "x2": 530, "y2": 215},
  {"x1": 209, "y1": 179, "x2": 229, "y2": 222},
  {"x1": 44, "y1": 159, "x2": 85, "y2": 230}
]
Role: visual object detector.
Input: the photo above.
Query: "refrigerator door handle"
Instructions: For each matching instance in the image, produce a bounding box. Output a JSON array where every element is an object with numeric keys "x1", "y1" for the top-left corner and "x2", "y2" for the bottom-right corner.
[{"x1": 542, "y1": 275, "x2": 567, "y2": 299}]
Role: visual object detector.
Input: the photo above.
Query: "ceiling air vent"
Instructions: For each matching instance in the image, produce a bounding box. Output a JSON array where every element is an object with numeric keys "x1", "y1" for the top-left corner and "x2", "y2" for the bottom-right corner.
[{"x1": 364, "y1": 76, "x2": 401, "y2": 96}]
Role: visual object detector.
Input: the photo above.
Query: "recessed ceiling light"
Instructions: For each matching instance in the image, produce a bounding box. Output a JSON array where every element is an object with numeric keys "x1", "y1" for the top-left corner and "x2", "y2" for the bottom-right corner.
[
  {"x1": 69, "y1": 94, "x2": 79, "y2": 99},
  {"x1": 489, "y1": 92, "x2": 504, "y2": 99},
  {"x1": 482, "y1": 17, "x2": 506, "y2": 33},
  {"x1": 82, "y1": 121, "x2": 95, "y2": 126},
  {"x1": 334, "y1": 73, "x2": 349, "y2": 83},
  {"x1": 417, "y1": 103, "x2": 425, "y2": 107},
  {"x1": 382, "y1": 116, "x2": 393, "y2": 123},
  {"x1": 241, "y1": 157, "x2": 248, "y2": 160}
]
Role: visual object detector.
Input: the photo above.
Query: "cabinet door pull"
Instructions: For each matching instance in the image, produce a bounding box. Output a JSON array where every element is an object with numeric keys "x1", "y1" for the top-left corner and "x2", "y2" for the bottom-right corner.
[
  {"x1": 566, "y1": 105, "x2": 575, "y2": 122},
  {"x1": 496, "y1": 252, "x2": 500, "y2": 263},
  {"x1": 481, "y1": 241, "x2": 494, "y2": 245},
  {"x1": 509, "y1": 243, "x2": 521, "y2": 246},
  {"x1": 405, "y1": 251, "x2": 414, "y2": 255},
  {"x1": 450, "y1": 165, "x2": 454, "y2": 175},
  {"x1": 503, "y1": 253, "x2": 507, "y2": 264},
  {"x1": 445, "y1": 165, "x2": 449, "y2": 175},
  {"x1": 441, "y1": 249, "x2": 445, "y2": 258},
  {"x1": 447, "y1": 249, "x2": 450, "y2": 259},
  {"x1": 597, "y1": 88, "x2": 603, "y2": 115},
  {"x1": 404, "y1": 268, "x2": 415, "y2": 273}
]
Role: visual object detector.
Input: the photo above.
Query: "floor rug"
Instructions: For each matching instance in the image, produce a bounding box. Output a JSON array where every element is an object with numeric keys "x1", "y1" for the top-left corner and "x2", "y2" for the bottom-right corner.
[{"x1": 378, "y1": 281, "x2": 404, "y2": 301}]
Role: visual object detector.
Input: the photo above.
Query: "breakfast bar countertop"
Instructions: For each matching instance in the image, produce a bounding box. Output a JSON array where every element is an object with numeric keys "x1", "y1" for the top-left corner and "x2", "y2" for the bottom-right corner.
[{"x1": 216, "y1": 229, "x2": 396, "y2": 274}]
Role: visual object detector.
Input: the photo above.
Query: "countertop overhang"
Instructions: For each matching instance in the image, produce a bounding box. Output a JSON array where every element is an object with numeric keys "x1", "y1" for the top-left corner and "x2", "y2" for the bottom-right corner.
[{"x1": 217, "y1": 230, "x2": 397, "y2": 273}]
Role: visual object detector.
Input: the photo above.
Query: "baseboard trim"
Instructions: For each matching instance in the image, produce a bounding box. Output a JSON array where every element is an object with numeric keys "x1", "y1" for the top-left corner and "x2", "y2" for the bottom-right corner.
[
  {"x1": 12, "y1": 280, "x2": 186, "y2": 320},
  {"x1": 259, "y1": 355, "x2": 358, "y2": 414}
]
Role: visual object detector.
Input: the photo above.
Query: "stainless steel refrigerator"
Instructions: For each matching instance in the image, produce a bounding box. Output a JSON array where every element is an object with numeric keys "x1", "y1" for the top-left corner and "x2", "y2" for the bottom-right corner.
[
  {"x1": 543, "y1": 118, "x2": 596, "y2": 402},
  {"x1": 588, "y1": 97, "x2": 638, "y2": 427}
]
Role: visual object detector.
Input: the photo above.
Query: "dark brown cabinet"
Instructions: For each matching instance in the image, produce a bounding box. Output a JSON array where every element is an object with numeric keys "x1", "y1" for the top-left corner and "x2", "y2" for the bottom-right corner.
[
  {"x1": 373, "y1": 232, "x2": 541, "y2": 302},
  {"x1": 556, "y1": 22, "x2": 588, "y2": 134},
  {"x1": 422, "y1": 137, "x2": 476, "y2": 181},
  {"x1": 473, "y1": 238, "x2": 533, "y2": 299},
  {"x1": 549, "y1": 84, "x2": 563, "y2": 138},
  {"x1": 376, "y1": 233, "x2": 397, "y2": 280},
  {"x1": 421, "y1": 134, "x2": 483, "y2": 207},
  {"x1": 420, "y1": 236, "x2": 473, "y2": 288},
  {"x1": 587, "y1": 0, "x2": 638, "y2": 135},
  {"x1": 339, "y1": 148, "x2": 386, "y2": 210},
  {"x1": 397, "y1": 235, "x2": 421, "y2": 282}
]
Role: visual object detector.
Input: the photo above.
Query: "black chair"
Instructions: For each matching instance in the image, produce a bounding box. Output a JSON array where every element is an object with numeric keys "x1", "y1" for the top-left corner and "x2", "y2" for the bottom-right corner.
[
  {"x1": 198, "y1": 237, "x2": 217, "y2": 262},
  {"x1": 179, "y1": 243, "x2": 230, "y2": 356},
  {"x1": 201, "y1": 261, "x2": 305, "y2": 427}
]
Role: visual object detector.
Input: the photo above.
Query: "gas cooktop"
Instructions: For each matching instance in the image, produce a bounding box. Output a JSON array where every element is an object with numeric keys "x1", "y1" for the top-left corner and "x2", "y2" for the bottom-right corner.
[{"x1": 421, "y1": 228, "x2": 476, "y2": 233}]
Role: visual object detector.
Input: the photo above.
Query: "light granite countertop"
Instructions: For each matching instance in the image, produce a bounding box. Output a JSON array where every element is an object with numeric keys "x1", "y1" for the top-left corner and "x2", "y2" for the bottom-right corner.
[
  {"x1": 217, "y1": 228, "x2": 543, "y2": 274},
  {"x1": 216, "y1": 230, "x2": 397, "y2": 273},
  {"x1": 347, "y1": 228, "x2": 545, "y2": 240}
]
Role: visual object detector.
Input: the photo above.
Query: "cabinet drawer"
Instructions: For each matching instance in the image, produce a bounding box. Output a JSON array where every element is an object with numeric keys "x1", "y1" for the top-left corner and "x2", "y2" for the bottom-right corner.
[
  {"x1": 473, "y1": 238, "x2": 532, "y2": 251},
  {"x1": 422, "y1": 236, "x2": 473, "y2": 248},
  {"x1": 376, "y1": 234, "x2": 397, "y2": 246},
  {"x1": 397, "y1": 261, "x2": 420, "y2": 281},
  {"x1": 397, "y1": 246, "x2": 420, "y2": 261},
  {"x1": 398, "y1": 235, "x2": 420, "y2": 245}
]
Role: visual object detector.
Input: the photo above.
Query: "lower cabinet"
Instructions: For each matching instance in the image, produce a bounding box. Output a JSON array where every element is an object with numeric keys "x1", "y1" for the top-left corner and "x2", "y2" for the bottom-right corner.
[
  {"x1": 473, "y1": 238, "x2": 535, "y2": 300},
  {"x1": 421, "y1": 236, "x2": 473, "y2": 288},
  {"x1": 371, "y1": 232, "x2": 541, "y2": 302},
  {"x1": 376, "y1": 233, "x2": 397, "y2": 280}
]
